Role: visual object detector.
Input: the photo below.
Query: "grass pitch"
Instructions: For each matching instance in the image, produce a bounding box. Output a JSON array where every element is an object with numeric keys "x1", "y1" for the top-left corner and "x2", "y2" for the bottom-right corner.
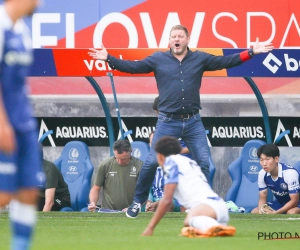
[{"x1": 0, "y1": 212, "x2": 300, "y2": 250}]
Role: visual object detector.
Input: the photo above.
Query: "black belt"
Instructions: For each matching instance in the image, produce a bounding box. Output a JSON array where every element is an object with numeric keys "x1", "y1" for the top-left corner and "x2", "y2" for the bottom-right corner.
[{"x1": 164, "y1": 112, "x2": 197, "y2": 119}]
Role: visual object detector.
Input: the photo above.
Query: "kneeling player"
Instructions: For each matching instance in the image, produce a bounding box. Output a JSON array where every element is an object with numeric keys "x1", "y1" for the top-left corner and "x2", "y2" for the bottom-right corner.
[
  {"x1": 142, "y1": 136, "x2": 235, "y2": 237},
  {"x1": 251, "y1": 144, "x2": 300, "y2": 214}
]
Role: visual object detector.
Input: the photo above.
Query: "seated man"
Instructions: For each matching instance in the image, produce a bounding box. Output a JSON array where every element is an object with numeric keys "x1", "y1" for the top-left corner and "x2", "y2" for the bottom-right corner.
[
  {"x1": 251, "y1": 144, "x2": 300, "y2": 214},
  {"x1": 38, "y1": 158, "x2": 71, "y2": 211},
  {"x1": 142, "y1": 136, "x2": 235, "y2": 237},
  {"x1": 88, "y1": 139, "x2": 143, "y2": 212}
]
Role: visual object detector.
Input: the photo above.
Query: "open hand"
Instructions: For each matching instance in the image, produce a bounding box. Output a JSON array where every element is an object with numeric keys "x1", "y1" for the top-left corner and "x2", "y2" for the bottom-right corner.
[
  {"x1": 88, "y1": 44, "x2": 108, "y2": 61},
  {"x1": 253, "y1": 37, "x2": 274, "y2": 54}
]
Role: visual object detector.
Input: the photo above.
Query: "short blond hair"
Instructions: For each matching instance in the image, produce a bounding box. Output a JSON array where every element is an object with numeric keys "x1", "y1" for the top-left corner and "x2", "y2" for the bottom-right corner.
[{"x1": 169, "y1": 25, "x2": 189, "y2": 37}]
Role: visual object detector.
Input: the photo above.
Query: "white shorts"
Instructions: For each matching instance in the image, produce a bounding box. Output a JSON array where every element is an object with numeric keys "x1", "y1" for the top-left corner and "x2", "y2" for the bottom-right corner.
[{"x1": 195, "y1": 197, "x2": 229, "y2": 225}]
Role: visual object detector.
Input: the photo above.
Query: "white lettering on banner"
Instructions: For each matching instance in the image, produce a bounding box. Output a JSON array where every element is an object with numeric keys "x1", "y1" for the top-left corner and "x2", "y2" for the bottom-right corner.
[
  {"x1": 213, "y1": 12, "x2": 238, "y2": 48},
  {"x1": 280, "y1": 14, "x2": 300, "y2": 49},
  {"x1": 83, "y1": 59, "x2": 114, "y2": 71},
  {"x1": 212, "y1": 126, "x2": 264, "y2": 138},
  {"x1": 247, "y1": 12, "x2": 275, "y2": 48},
  {"x1": 32, "y1": 13, "x2": 74, "y2": 48},
  {"x1": 66, "y1": 13, "x2": 75, "y2": 48},
  {"x1": 293, "y1": 127, "x2": 300, "y2": 138},
  {"x1": 284, "y1": 54, "x2": 300, "y2": 71},
  {"x1": 263, "y1": 53, "x2": 300, "y2": 74},
  {"x1": 31, "y1": 12, "x2": 300, "y2": 48},
  {"x1": 135, "y1": 126, "x2": 156, "y2": 138},
  {"x1": 274, "y1": 119, "x2": 292, "y2": 147},
  {"x1": 56, "y1": 126, "x2": 107, "y2": 138}
]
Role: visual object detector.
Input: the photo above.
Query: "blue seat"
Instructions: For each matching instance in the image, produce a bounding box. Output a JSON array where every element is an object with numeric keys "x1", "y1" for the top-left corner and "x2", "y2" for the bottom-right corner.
[
  {"x1": 293, "y1": 161, "x2": 300, "y2": 173},
  {"x1": 225, "y1": 140, "x2": 273, "y2": 212},
  {"x1": 131, "y1": 141, "x2": 150, "y2": 163},
  {"x1": 54, "y1": 141, "x2": 94, "y2": 212}
]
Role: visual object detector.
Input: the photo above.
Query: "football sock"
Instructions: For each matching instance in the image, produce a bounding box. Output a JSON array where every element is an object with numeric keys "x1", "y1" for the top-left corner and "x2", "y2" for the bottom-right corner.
[
  {"x1": 9, "y1": 199, "x2": 37, "y2": 250},
  {"x1": 189, "y1": 216, "x2": 219, "y2": 230}
]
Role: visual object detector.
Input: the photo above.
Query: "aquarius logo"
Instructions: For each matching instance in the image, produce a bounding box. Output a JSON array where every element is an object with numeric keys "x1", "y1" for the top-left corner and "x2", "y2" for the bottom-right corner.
[
  {"x1": 38, "y1": 119, "x2": 56, "y2": 147},
  {"x1": 273, "y1": 119, "x2": 292, "y2": 147},
  {"x1": 117, "y1": 119, "x2": 133, "y2": 142},
  {"x1": 69, "y1": 148, "x2": 79, "y2": 160}
]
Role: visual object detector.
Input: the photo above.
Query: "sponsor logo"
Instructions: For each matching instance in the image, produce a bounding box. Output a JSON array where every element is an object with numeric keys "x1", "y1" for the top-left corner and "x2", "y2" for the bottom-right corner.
[
  {"x1": 0, "y1": 162, "x2": 17, "y2": 175},
  {"x1": 290, "y1": 180, "x2": 299, "y2": 190},
  {"x1": 39, "y1": 120, "x2": 55, "y2": 147},
  {"x1": 131, "y1": 148, "x2": 141, "y2": 159},
  {"x1": 212, "y1": 126, "x2": 264, "y2": 139},
  {"x1": 271, "y1": 190, "x2": 288, "y2": 196},
  {"x1": 249, "y1": 147, "x2": 258, "y2": 160},
  {"x1": 56, "y1": 126, "x2": 107, "y2": 139},
  {"x1": 130, "y1": 166, "x2": 137, "y2": 177},
  {"x1": 109, "y1": 171, "x2": 117, "y2": 176},
  {"x1": 263, "y1": 53, "x2": 300, "y2": 74},
  {"x1": 250, "y1": 165, "x2": 258, "y2": 172},
  {"x1": 248, "y1": 165, "x2": 260, "y2": 175},
  {"x1": 274, "y1": 119, "x2": 292, "y2": 147},
  {"x1": 66, "y1": 165, "x2": 78, "y2": 175},
  {"x1": 69, "y1": 148, "x2": 79, "y2": 161},
  {"x1": 4, "y1": 51, "x2": 33, "y2": 66},
  {"x1": 69, "y1": 166, "x2": 77, "y2": 172}
]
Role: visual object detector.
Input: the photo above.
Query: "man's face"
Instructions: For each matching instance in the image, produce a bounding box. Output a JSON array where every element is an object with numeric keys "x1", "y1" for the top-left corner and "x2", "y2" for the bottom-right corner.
[
  {"x1": 169, "y1": 29, "x2": 189, "y2": 55},
  {"x1": 259, "y1": 154, "x2": 279, "y2": 173},
  {"x1": 114, "y1": 150, "x2": 131, "y2": 166}
]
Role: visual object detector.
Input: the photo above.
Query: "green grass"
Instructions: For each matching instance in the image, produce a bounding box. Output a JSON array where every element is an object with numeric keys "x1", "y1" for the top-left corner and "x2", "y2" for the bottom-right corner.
[{"x1": 1, "y1": 212, "x2": 300, "y2": 250}]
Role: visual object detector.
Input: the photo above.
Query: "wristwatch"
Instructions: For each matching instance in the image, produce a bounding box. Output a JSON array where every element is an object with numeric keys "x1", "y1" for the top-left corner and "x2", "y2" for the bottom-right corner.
[{"x1": 248, "y1": 48, "x2": 255, "y2": 57}]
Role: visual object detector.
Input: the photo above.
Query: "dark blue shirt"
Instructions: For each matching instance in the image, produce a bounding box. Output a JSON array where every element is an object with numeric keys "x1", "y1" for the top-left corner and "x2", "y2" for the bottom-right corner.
[{"x1": 107, "y1": 48, "x2": 247, "y2": 113}]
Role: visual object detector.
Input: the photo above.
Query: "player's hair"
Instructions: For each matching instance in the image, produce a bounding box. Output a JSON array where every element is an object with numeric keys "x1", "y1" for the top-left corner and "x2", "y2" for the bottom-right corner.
[
  {"x1": 257, "y1": 144, "x2": 280, "y2": 158},
  {"x1": 113, "y1": 139, "x2": 132, "y2": 154},
  {"x1": 152, "y1": 96, "x2": 159, "y2": 111},
  {"x1": 170, "y1": 25, "x2": 189, "y2": 37},
  {"x1": 155, "y1": 136, "x2": 182, "y2": 156}
]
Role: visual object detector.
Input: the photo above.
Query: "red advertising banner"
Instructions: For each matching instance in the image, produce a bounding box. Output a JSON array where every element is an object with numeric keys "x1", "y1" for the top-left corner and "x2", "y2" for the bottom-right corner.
[
  {"x1": 51, "y1": 48, "x2": 227, "y2": 77},
  {"x1": 45, "y1": 0, "x2": 300, "y2": 49}
]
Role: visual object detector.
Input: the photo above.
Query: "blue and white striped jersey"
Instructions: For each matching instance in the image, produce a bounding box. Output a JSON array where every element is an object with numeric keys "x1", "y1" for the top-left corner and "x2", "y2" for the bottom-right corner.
[{"x1": 151, "y1": 166, "x2": 164, "y2": 199}]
